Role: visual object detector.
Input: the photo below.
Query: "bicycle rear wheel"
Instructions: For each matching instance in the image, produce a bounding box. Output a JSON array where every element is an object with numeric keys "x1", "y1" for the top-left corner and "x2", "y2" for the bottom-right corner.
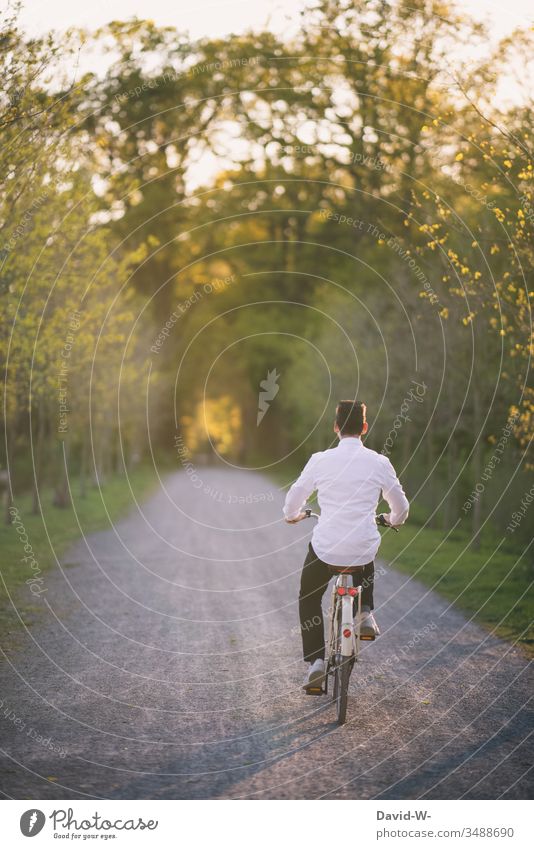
[
  {"x1": 330, "y1": 604, "x2": 341, "y2": 703},
  {"x1": 333, "y1": 657, "x2": 351, "y2": 725}
]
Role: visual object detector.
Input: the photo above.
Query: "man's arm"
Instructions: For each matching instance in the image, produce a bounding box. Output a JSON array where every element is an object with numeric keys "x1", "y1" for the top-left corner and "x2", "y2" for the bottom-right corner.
[
  {"x1": 283, "y1": 455, "x2": 319, "y2": 522},
  {"x1": 380, "y1": 457, "x2": 409, "y2": 526}
]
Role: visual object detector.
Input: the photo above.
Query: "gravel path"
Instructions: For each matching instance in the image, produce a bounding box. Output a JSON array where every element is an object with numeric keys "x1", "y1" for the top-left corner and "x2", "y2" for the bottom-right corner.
[{"x1": 1, "y1": 469, "x2": 532, "y2": 799}]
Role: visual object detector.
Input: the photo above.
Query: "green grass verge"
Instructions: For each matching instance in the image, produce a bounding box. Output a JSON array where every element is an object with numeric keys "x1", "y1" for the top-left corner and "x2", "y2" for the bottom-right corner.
[
  {"x1": 0, "y1": 465, "x2": 160, "y2": 643},
  {"x1": 379, "y1": 507, "x2": 533, "y2": 656}
]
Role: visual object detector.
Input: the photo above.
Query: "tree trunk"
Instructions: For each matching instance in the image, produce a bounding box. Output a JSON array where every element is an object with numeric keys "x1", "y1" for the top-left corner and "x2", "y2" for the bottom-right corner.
[
  {"x1": 442, "y1": 439, "x2": 457, "y2": 532},
  {"x1": 93, "y1": 427, "x2": 109, "y2": 486},
  {"x1": 425, "y1": 431, "x2": 437, "y2": 527},
  {"x1": 471, "y1": 382, "x2": 483, "y2": 550},
  {"x1": 401, "y1": 422, "x2": 412, "y2": 475},
  {"x1": 53, "y1": 440, "x2": 71, "y2": 508},
  {"x1": 4, "y1": 476, "x2": 13, "y2": 525},
  {"x1": 115, "y1": 430, "x2": 125, "y2": 475},
  {"x1": 32, "y1": 401, "x2": 46, "y2": 514},
  {"x1": 80, "y1": 429, "x2": 88, "y2": 498}
]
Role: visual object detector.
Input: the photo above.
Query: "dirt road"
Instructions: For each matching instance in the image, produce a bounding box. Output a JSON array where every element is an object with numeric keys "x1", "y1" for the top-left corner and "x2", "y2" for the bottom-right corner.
[{"x1": 1, "y1": 469, "x2": 532, "y2": 799}]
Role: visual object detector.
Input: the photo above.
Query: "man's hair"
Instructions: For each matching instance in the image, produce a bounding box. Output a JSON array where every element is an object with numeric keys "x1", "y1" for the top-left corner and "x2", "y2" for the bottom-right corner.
[{"x1": 335, "y1": 400, "x2": 366, "y2": 435}]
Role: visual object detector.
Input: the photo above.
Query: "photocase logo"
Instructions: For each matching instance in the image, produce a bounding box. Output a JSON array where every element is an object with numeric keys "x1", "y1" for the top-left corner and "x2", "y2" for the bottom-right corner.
[
  {"x1": 20, "y1": 809, "x2": 46, "y2": 837},
  {"x1": 257, "y1": 368, "x2": 280, "y2": 425}
]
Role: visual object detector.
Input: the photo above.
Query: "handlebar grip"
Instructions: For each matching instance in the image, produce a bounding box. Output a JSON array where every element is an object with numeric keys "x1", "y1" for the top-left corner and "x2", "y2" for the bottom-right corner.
[{"x1": 376, "y1": 514, "x2": 399, "y2": 532}]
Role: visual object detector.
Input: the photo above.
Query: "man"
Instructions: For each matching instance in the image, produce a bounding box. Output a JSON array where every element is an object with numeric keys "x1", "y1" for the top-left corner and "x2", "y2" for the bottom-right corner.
[{"x1": 283, "y1": 400, "x2": 409, "y2": 689}]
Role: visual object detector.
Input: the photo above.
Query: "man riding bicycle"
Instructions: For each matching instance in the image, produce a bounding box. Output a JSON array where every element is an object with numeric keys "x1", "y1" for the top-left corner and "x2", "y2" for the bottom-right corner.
[{"x1": 283, "y1": 400, "x2": 409, "y2": 689}]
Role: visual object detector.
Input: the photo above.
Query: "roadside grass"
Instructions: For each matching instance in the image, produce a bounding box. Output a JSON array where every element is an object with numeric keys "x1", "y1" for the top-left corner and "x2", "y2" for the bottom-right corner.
[
  {"x1": 378, "y1": 505, "x2": 534, "y2": 656},
  {"x1": 0, "y1": 465, "x2": 160, "y2": 643}
]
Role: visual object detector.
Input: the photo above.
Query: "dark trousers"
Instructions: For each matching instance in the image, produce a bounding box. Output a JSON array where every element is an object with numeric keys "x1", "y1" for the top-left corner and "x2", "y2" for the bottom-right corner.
[{"x1": 299, "y1": 544, "x2": 375, "y2": 663}]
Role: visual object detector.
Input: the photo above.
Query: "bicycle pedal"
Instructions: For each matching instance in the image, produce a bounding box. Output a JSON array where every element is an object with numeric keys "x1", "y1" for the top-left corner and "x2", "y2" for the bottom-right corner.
[
  {"x1": 359, "y1": 633, "x2": 376, "y2": 641},
  {"x1": 304, "y1": 686, "x2": 324, "y2": 695}
]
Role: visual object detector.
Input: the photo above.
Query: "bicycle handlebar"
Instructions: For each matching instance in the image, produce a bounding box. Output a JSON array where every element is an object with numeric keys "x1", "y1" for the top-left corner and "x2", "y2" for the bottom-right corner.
[
  {"x1": 376, "y1": 513, "x2": 399, "y2": 532},
  {"x1": 301, "y1": 508, "x2": 399, "y2": 532}
]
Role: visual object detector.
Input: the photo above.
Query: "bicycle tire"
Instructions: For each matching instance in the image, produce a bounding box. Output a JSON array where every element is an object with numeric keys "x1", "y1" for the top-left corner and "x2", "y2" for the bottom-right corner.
[
  {"x1": 335, "y1": 658, "x2": 351, "y2": 725},
  {"x1": 331, "y1": 603, "x2": 342, "y2": 703}
]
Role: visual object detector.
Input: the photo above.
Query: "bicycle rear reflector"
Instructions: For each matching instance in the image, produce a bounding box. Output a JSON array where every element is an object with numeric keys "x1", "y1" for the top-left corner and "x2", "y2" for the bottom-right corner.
[
  {"x1": 337, "y1": 587, "x2": 347, "y2": 596},
  {"x1": 348, "y1": 587, "x2": 359, "y2": 596},
  {"x1": 343, "y1": 628, "x2": 352, "y2": 638}
]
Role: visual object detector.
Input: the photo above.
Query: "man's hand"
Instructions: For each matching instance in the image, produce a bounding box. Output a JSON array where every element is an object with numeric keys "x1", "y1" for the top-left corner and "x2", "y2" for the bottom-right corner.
[
  {"x1": 376, "y1": 513, "x2": 392, "y2": 527},
  {"x1": 376, "y1": 513, "x2": 399, "y2": 532},
  {"x1": 285, "y1": 512, "x2": 307, "y2": 524}
]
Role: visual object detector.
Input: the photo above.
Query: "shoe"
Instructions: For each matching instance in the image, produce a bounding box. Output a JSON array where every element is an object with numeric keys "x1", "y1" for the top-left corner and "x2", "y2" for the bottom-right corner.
[
  {"x1": 303, "y1": 658, "x2": 325, "y2": 690},
  {"x1": 356, "y1": 608, "x2": 380, "y2": 639}
]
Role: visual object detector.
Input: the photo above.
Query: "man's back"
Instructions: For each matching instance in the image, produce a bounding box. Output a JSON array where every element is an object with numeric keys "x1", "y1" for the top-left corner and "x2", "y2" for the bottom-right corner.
[
  {"x1": 284, "y1": 436, "x2": 409, "y2": 566},
  {"x1": 286, "y1": 400, "x2": 409, "y2": 683}
]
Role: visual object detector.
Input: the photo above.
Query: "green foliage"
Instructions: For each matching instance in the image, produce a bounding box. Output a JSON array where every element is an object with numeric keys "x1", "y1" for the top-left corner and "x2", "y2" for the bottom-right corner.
[
  {"x1": 1, "y1": 11, "x2": 155, "y2": 508},
  {"x1": 1, "y1": 0, "x2": 532, "y2": 573}
]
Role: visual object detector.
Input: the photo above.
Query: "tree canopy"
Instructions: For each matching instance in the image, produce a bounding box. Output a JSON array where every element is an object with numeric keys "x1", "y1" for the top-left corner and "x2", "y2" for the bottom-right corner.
[{"x1": 1, "y1": 0, "x2": 532, "y2": 554}]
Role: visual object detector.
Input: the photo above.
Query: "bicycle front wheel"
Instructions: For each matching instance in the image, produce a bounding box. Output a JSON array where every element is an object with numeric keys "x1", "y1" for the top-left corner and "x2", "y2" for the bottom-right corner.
[{"x1": 334, "y1": 657, "x2": 351, "y2": 725}]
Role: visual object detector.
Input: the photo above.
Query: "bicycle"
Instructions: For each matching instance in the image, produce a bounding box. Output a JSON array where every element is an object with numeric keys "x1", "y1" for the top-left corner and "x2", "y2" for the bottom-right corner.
[{"x1": 297, "y1": 509, "x2": 398, "y2": 725}]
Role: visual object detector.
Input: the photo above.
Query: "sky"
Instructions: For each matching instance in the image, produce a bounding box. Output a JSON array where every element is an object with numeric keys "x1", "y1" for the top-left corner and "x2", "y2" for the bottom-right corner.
[{"x1": 18, "y1": 0, "x2": 534, "y2": 41}]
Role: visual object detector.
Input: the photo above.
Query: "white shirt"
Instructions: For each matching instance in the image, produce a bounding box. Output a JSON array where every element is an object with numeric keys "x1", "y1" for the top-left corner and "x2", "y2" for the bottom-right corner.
[{"x1": 283, "y1": 437, "x2": 409, "y2": 566}]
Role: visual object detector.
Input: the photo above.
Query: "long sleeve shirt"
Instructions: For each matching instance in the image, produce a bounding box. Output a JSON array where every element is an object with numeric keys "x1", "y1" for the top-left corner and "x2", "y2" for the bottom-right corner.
[{"x1": 283, "y1": 436, "x2": 409, "y2": 566}]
